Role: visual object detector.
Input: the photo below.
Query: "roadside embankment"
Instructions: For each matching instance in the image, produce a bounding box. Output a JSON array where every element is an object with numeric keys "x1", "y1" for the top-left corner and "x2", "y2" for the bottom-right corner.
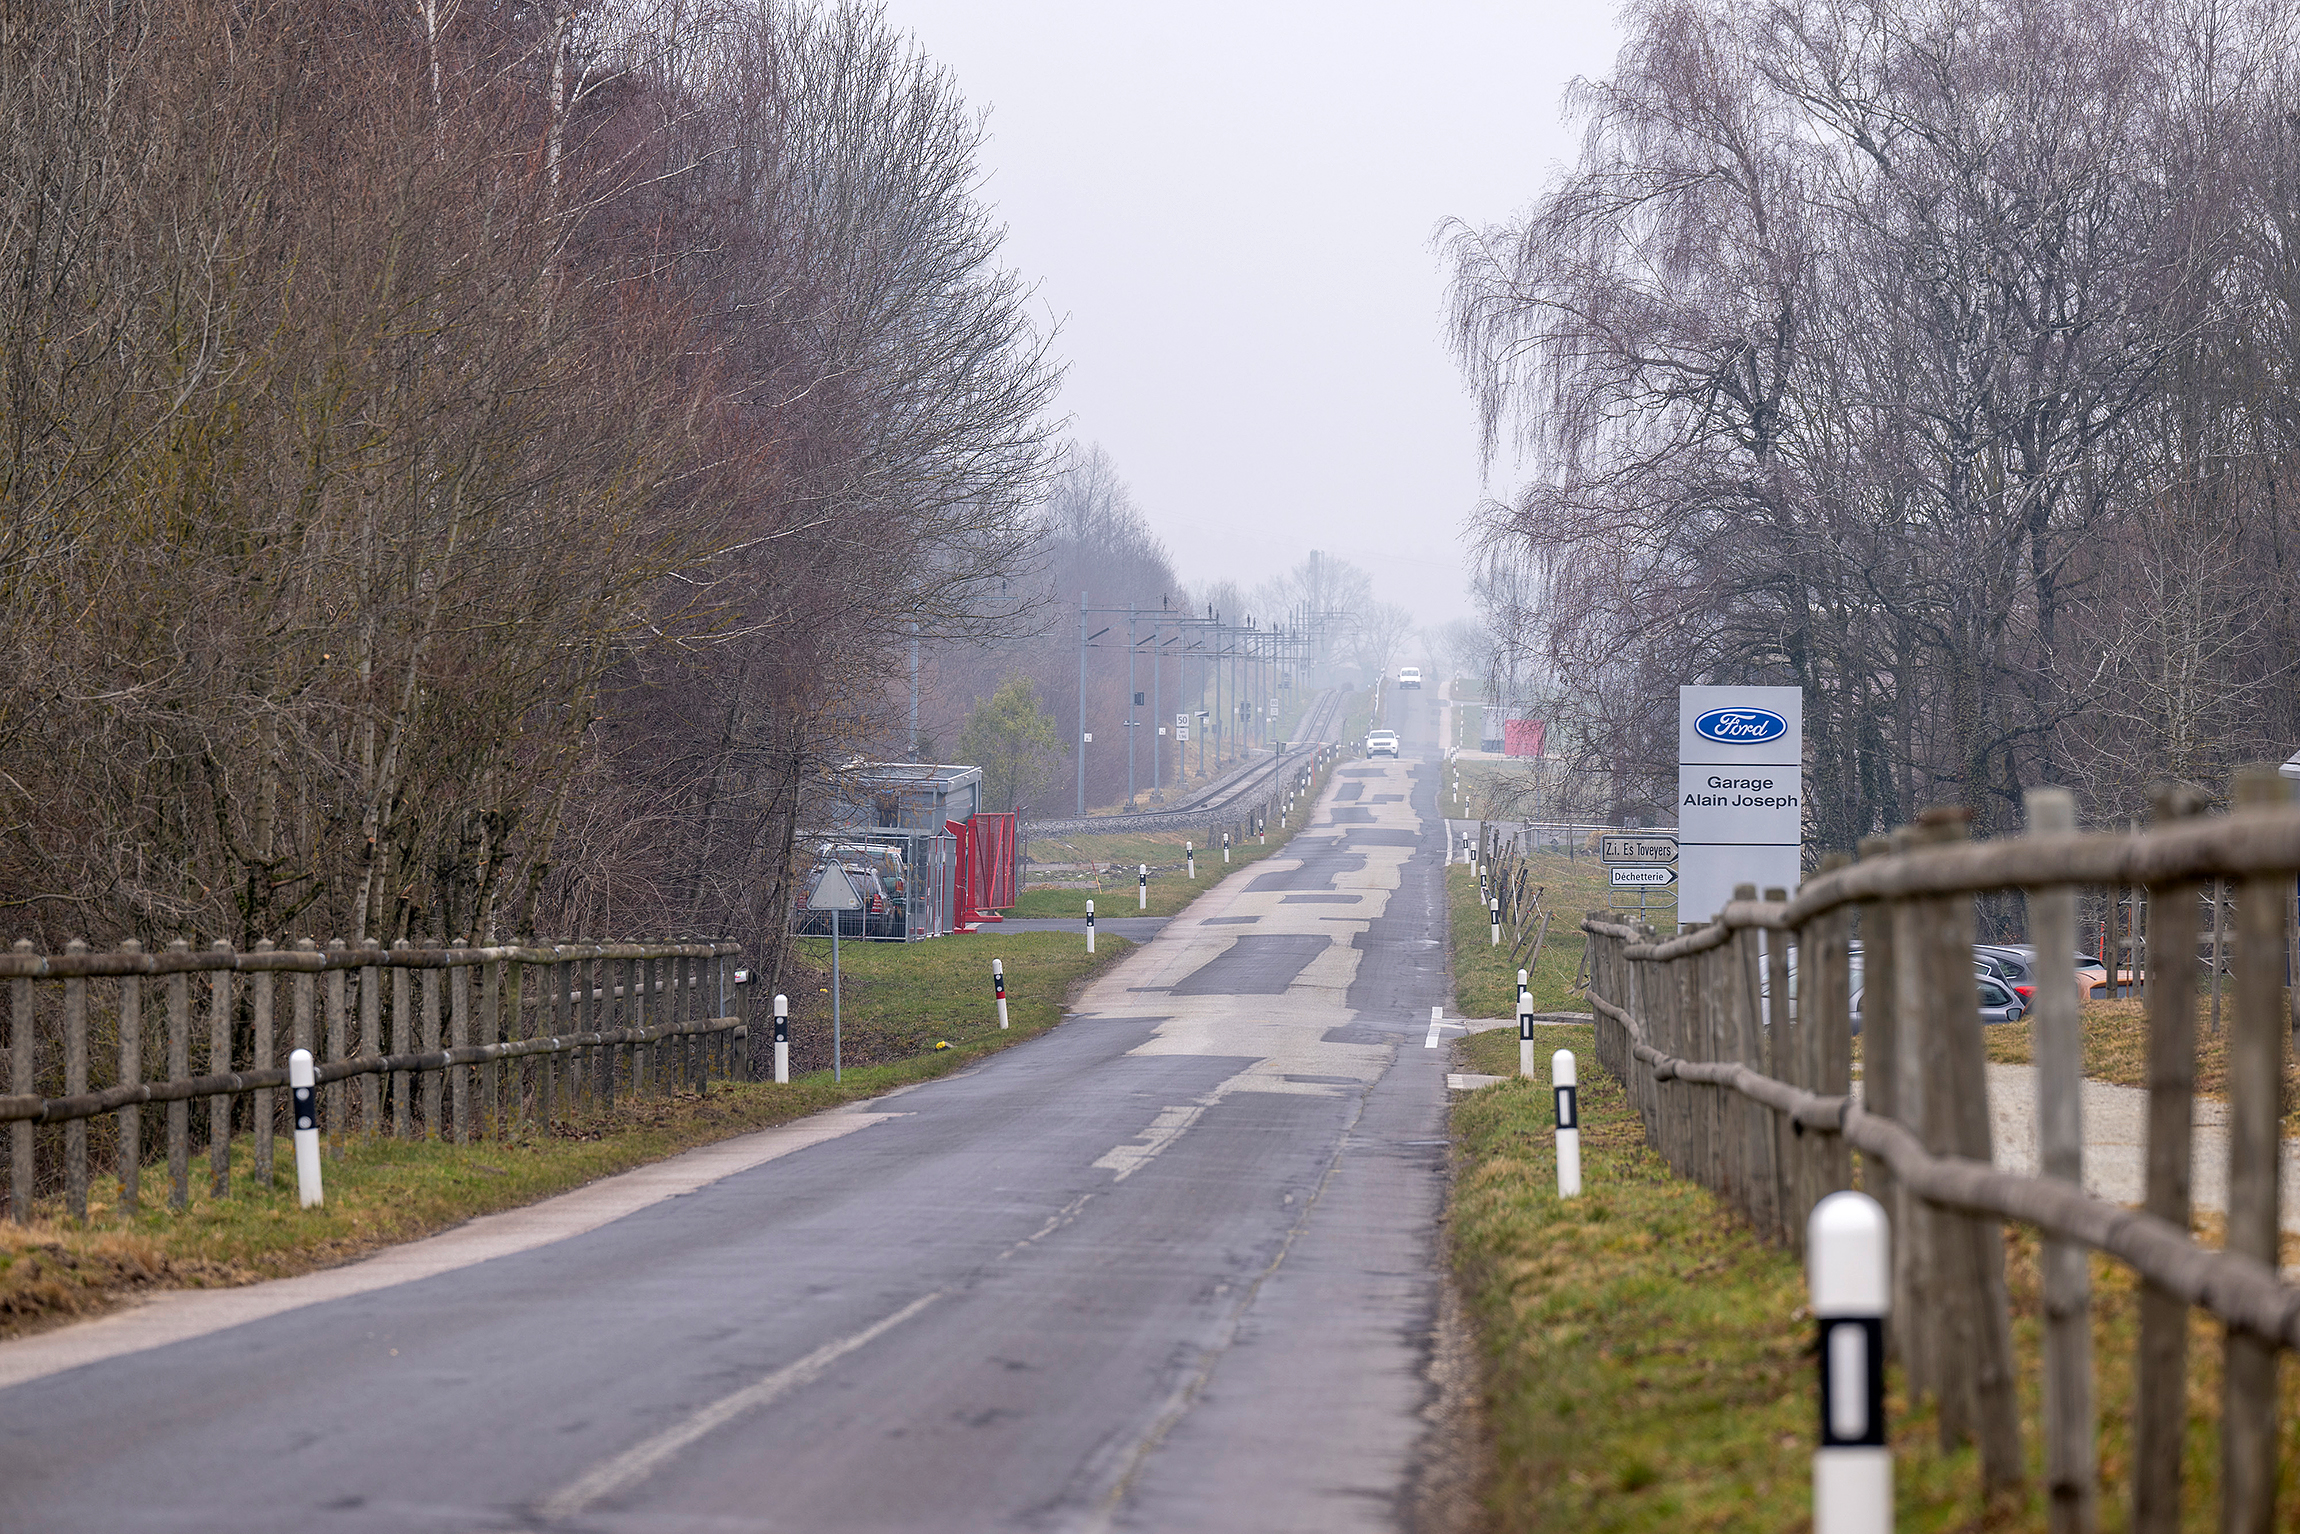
[
  {"x1": 1444, "y1": 874, "x2": 2300, "y2": 1529},
  {"x1": 0, "y1": 929, "x2": 1131, "y2": 1338}
]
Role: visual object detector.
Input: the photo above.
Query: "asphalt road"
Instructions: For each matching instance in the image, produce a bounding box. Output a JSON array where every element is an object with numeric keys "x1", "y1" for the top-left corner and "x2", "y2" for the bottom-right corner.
[{"x1": 0, "y1": 687, "x2": 1456, "y2": 1534}]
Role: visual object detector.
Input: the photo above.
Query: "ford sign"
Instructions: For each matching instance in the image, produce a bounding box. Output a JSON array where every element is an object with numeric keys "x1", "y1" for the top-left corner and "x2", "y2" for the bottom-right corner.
[{"x1": 1694, "y1": 707, "x2": 1789, "y2": 745}]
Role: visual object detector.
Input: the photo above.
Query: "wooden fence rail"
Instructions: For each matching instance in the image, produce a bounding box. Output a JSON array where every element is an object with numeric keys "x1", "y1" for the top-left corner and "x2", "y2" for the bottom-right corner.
[
  {"x1": 5, "y1": 937, "x2": 743, "y2": 1225},
  {"x1": 1581, "y1": 774, "x2": 2298, "y2": 1534}
]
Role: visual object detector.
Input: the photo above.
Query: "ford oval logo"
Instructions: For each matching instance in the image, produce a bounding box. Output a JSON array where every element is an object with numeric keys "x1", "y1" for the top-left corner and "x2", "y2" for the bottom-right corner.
[{"x1": 1695, "y1": 707, "x2": 1788, "y2": 745}]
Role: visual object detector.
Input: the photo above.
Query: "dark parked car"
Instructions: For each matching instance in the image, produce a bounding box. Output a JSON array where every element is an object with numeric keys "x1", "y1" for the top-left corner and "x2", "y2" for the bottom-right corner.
[
  {"x1": 1851, "y1": 971, "x2": 2025, "y2": 1033},
  {"x1": 1973, "y1": 944, "x2": 2109, "y2": 1003}
]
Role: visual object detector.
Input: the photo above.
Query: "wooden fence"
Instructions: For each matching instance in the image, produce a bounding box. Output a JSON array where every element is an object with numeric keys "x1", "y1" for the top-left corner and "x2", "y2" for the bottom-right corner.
[
  {"x1": 3, "y1": 937, "x2": 744, "y2": 1224},
  {"x1": 1581, "y1": 775, "x2": 2299, "y2": 1534},
  {"x1": 1471, "y1": 824, "x2": 1555, "y2": 971}
]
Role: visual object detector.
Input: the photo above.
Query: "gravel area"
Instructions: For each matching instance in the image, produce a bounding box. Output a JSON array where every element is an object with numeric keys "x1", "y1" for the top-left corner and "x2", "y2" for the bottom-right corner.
[{"x1": 1985, "y1": 1062, "x2": 2300, "y2": 1233}]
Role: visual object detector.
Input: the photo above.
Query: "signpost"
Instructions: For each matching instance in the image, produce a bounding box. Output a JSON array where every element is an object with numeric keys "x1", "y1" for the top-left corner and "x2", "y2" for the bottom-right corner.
[
  {"x1": 807, "y1": 862, "x2": 865, "y2": 1082},
  {"x1": 1678, "y1": 685, "x2": 1803, "y2": 929},
  {"x1": 1600, "y1": 829, "x2": 1677, "y2": 918}
]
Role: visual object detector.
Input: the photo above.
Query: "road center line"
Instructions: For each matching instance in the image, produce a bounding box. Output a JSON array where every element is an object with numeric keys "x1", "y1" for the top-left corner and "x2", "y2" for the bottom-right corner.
[{"x1": 535, "y1": 1292, "x2": 941, "y2": 1521}]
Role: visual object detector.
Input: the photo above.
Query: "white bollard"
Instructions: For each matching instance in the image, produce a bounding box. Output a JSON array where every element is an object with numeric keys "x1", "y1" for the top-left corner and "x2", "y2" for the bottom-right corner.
[
  {"x1": 1810, "y1": 1191, "x2": 1892, "y2": 1534},
  {"x1": 773, "y1": 993, "x2": 789, "y2": 1084},
  {"x1": 1552, "y1": 1049, "x2": 1581, "y2": 1198},
  {"x1": 1223, "y1": 832, "x2": 1231, "y2": 864},
  {"x1": 993, "y1": 959, "x2": 1009, "y2": 1029},
  {"x1": 1138, "y1": 864, "x2": 1148, "y2": 910},
  {"x1": 1086, "y1": 899, "x2": 1096, "y2": 953},
  {"x1": 1489, "y1": 902, "x2": 1501, "y2": 946},
  {"x1": 1518, "y1": 993, "x2": 1536, "y2": 1079},
  {"x1": 289, "y1": 1048, "x2": 323, "y2": 1208},
  {"x1": 1187, "y1": 842, "x2": 1195, "y2": 880}
]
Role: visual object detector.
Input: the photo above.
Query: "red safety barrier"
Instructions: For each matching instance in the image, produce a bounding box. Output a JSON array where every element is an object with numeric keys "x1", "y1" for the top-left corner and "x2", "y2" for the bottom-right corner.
[
  {"x1": 945, "y1": 812, "x2": 1019, "y2": 930},
  {"x1": 1503, "y1": 718, "x2": 1547, "y2": 758}
]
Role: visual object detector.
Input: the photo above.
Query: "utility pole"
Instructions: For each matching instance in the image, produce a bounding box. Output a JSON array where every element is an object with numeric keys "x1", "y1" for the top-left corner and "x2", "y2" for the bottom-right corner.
[
  {"x1": 1077, "y1": 593, "x2": 1088, "y2": 817},
  {"x1": 909, "y1": 621, "x2": 920, "y2": 762},
  {"x1": 1151, "y1": 602, "x2": 1164, "y2": 799},
  {"x1": 1125, "y1": 601, "x2": 1137, "y2": 809}
]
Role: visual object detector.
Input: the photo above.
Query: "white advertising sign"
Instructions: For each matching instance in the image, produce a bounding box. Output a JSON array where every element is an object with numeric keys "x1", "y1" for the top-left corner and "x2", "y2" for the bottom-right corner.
[{"x1": 1678, "y1": 685, "x2": 1803, "y2": 926}]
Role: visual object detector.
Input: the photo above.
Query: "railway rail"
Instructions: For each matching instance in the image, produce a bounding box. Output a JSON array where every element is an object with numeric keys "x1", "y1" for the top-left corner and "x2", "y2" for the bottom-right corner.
[{"x1": 1025, "y1": 687, "x2": 1349, "y2": 837}]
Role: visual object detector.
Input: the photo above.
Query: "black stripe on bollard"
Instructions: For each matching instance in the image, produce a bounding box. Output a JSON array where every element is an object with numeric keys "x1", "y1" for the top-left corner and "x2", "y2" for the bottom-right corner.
[
  {"x1": 1817, "y1": 1316, "x2": 1887, "y2": 1448},
  {"x1": 292, "y1": 1084, "x2": 316, "y2": 1133},
  {"x1": 1554, "y1": 1083, "x2": 1578, "y2": 1131}
]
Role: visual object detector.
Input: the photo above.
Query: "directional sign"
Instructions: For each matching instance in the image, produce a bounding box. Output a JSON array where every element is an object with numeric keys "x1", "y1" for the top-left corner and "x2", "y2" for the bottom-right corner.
[
  {"x1": 1599, "y1": 833, "x2": 1678, "y2": 865},
  {"x1": 806, "y1": 862, "x2": 865, "y2": 911},
  {"x1": 1611, "y1": 865, "x2": 1677, "y2": 889}
]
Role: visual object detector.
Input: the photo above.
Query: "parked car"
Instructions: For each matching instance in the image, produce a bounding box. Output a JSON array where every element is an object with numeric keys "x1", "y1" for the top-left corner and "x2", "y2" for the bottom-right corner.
[
  {"x1": 1973, "y1": 944, "x2": 2109, "y2": 1003},
  {"x1": 1397, "y1": 666, "x2": 1422, "y2": 689},
  {"x1": 1366, "y1": 729, "x2": 1400, "y2": 758},
  {"x1": 1851, "y1": 971, "x2": 2026, "y2": 1032}
]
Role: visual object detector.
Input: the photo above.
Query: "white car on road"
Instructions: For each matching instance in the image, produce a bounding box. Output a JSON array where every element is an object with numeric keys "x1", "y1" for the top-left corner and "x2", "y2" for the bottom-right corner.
[
  {"x1": 1366, "y1": 730, "x2": 1400, "y2": 758},
  {"x1": 1397, "y1": 666, "x2": 1422, "y2": 688}
]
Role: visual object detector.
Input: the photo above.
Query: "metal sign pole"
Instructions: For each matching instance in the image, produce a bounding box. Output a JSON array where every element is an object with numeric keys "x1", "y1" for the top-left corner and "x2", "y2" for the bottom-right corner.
[{"x1": 832, "y1": 905, "x2": 842, "y2": 1084}]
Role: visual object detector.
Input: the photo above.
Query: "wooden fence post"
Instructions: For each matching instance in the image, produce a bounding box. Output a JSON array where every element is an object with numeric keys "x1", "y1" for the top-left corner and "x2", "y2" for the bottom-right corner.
[
  {"x1": 167, "y1": 942, "x2": 190, "y2": 1209},
  {"x1": 542, "y1": 951, "x2": 563, "y2": 1132},
  {"x1": 506, "y1": 954, "x2": 527, "y2": 1136},
  {"x1": 208, "y1": 941, "x2": 233, "y2": 1197},
  {"x1": 253, "y1": 940, "x2": 275, "y2": 1190},
  {"x1": 1911, "y1": 808, "x2": 2022, "y2": 1489},
  {"x1": 1882, "y1": 829, "x2": 1939, "y2": 1404},
  {"x1": 420, "y1": 960, "x2": 442, "y2": 1137},
  {"x1": 2221, "y1": 769, "x2": 2289, "y2": 1534},
  {"x1": 604, "y1": 956, "x2": 623, "y2": 1114},
  {"x1": 1810, "y1": 854, "x2": 1855, "y2": 1222},
  {"x1": 10, "y1": 940, "x2": 32, "y2": 1221},
  {"x1": 1729, "y1": 892, "x2": 1781, "y2": 1243},
  {"x1": 482, "y1": 956, "x2": 502, "y2": 1140},
  {"x1": 567, "y1": 951, "x2": 587, "y2": 1110},
  {"x1": 325, "y1": 940, "x2": 348, "y2": 1152},
  {"x1": 391, "y1": 940, "x2": 413, "y2": 1139},
  {"x1": 2134, "y1": 784, "x2": 2205, "y2": 1534},
  {"x1": 63, "y1": 940, "x2": 87, "y2": 1221},
  {"x1": 358, "y1": 940, "x2": 382, "y2": 1136},
  {"x1": 450, "y1": 944, "x2": 470, "y2": 1145},
  {"x1": 118, "y1": 943, "x2": 142, "y2": 1216},
  {"x1": 1762, "y1": 893, "x2": 1798, "y2": 1251},
  {"x1": 2024, "y1": 787, "x2": 2096, "y2": 1534}
]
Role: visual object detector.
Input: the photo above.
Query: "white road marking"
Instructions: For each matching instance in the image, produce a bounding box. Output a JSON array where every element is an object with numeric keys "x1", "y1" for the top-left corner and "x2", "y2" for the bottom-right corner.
[
  {"x1": 1425, "y1": 1018, "x2": 1465, "y2": 1049},
  {"x1": 535, "y1": 1292, "x2": 940, "y2": 1521},
  {"x1": 1094, "y1": 1102, "x2": 1211, "y2": 1181}
]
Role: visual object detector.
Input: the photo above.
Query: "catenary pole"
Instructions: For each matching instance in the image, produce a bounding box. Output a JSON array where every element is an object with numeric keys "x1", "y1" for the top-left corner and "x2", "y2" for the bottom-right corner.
[{"x1": 1077, "y1": 592, "x2": 1088, "y2": 817}]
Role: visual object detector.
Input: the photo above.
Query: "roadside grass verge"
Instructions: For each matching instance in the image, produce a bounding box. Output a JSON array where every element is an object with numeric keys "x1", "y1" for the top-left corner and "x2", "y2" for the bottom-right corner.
[
  {"x1": 1449, "y1": 854, "x2": 1611, "y2": 1017},
  {"x1": 0, "y1": 930, "x2": 1132, "y2": 1339},
  {"x1": 1452, "y1": 1021, "x2": 2300, "y2": 1532}
]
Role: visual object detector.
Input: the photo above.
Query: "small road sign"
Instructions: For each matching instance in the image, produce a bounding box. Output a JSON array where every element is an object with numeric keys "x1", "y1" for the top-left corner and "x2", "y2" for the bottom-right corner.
[
  {"x1": 1599, "y1": 832, "x2": 1679, "y2": 865},
  {"x1": 1610, "y1": 865, "x2": 1677, "y2": 888},
  {"x1": 807, "y1": 863, "x2": 864, "y2": 911}
]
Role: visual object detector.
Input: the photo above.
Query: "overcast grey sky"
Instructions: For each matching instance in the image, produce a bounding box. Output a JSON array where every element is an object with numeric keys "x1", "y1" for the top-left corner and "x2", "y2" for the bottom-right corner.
[{"x1": 874, "y1": 2, "x2": 1623, "y2": 633}]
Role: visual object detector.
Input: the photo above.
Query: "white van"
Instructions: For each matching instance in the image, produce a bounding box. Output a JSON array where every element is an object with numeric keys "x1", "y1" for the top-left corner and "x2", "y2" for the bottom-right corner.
[{"x1": 1397, "y1": 666, "x2": 1422, "y2": 689}]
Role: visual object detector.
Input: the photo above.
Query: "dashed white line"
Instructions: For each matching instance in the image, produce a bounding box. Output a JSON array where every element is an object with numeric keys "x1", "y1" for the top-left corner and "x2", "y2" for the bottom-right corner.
[{"x1": 535, "y1": 1292, "x2": 940, "y2": 1521}]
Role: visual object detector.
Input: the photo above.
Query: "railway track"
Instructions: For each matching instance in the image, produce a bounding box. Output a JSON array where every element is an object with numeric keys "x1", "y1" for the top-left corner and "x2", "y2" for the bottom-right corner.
[{"x1": 1025, "y1": 687, "x2": 1350, "y2": 837}]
